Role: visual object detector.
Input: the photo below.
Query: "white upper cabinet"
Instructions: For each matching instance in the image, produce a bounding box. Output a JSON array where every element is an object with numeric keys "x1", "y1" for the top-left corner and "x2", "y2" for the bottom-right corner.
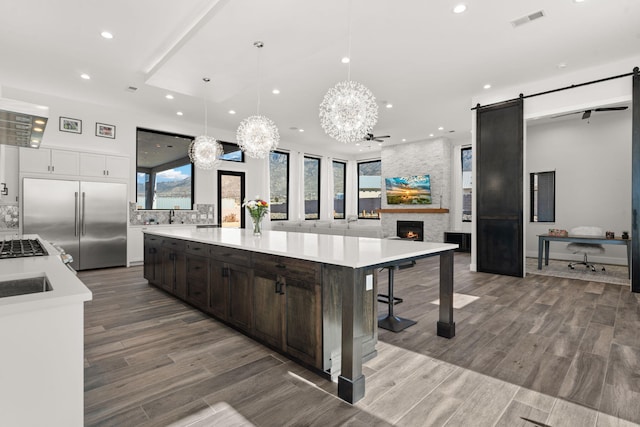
[
  {"x1": 20, "y1": 147, "x2": 79, "y2": 175},
  {"x1": 80, "y1": 153, "x2": 129, "y2": 179}
]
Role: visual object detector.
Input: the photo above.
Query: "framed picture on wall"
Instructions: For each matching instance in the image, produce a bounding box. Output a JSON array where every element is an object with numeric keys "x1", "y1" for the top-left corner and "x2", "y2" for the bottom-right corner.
[
  {"x1": 96, "y1": 122, "x2": 116, "y2": 139},
  {"x1": 59, "y1": 117, "x2": 82, "y2": 134}
]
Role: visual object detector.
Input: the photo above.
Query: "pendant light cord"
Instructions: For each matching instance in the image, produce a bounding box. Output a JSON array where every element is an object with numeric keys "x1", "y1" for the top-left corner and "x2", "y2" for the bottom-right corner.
[
  {"x1": 256, "y1": 42, "x2": 262, "y2": 115},
  {"x1": 347, "y1": 0, "x2": 352, "y2": 81},
  {"x1": 203, "y1": 77, "x2": 210, "y2": 135}
]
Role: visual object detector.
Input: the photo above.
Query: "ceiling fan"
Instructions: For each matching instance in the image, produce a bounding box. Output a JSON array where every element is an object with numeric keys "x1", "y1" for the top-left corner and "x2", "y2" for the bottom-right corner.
[
  {"x1": 363, "y1": 133, "x2": 391, "y2": 142},
  {"x1": 552, "y1": 106, "x2": 628, "y2": 120}
]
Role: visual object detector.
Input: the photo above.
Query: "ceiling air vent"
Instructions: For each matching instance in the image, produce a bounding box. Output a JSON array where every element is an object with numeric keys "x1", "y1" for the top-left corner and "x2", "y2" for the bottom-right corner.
[
  {"x1": 126, "y1": 86, "x2": 138, "y2": 92},
  {"x1": 511, "y1": 10, "x2": 545, "y2": 28}
]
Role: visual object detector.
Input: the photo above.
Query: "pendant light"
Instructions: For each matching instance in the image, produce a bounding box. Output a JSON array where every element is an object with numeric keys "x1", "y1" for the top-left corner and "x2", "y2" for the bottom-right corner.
[
  {"x1": 189, "y1": 77, "x2": 223, "y2": 170},
  {"x1": 236, "y1": 41, "x2": 280, "y2": 159},
  {"x1": 319, "y1": 0, "x2": 378, "y2": 144}
]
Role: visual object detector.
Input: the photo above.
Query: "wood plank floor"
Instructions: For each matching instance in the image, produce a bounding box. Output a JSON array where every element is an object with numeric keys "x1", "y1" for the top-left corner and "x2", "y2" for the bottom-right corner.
[{"x1": 81, "y1": 254, "x2": 640, "y2": 426}]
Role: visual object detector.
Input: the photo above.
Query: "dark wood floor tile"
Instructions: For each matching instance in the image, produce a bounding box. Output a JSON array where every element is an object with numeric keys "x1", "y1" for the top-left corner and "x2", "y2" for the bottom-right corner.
[
  {"x1": 85, "y1": 354, "x2": 174, "y2": 392},
  {"x1": 558, "y1": 351, "x2": 607, "y2": 409},
  {"x1": 141, "y1": 355, "x2": 283, "y2": 419},
  {"x1": 492, "y1": 333, "x2": 551, "y2": 385},
  {"x1": 591, "y1": 304, "x2": 618, "y2": 326},
  {"x1": 613, "y1": 319, "x2": 640, "y2": 350},
  {"x1": 138, "y1": 399, "x2": 214, "y2": 427},
  {"x1": 84, "y1": 404, "x2": 149, "y2": 427},
  {"x1": 599, "y1": 383, "x2": 640, "y2": 425},
  {"x1": 598, "y1": 284, "x2": 623, "y2": 307},
  {"x1": 604, "y1": 343, "x2": 640, "y2": 393},
  {"x1": 579, "y1": 322, "x2": 614, "y2": 358},
  {"x1": 585, "y1": 282, "x2": 606, "y2": 295},
  {"x1": 444, "y1": 376, "x2": 519, "y2": 426},
  {"x1": 547, "y1": 398, "x2": 598, "y2": 426},
  {"x1": 522, "y1": 352, "x2": 573, "y2": 396},
  {"x1": 565, "y1": 305, "x2": 595, "y2": 327},
  {"x1": 528, "y1": 311, "x2": 566, "y2": 337},
  {"x1": 545, "y1": 324, "x2": 585, "y2": 358}
]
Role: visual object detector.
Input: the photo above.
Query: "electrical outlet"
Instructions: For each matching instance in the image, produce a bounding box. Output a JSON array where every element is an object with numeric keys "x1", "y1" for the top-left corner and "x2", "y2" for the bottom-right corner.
[{"x1": 365, "y1": 274, "x2": 373, "y2": 291}]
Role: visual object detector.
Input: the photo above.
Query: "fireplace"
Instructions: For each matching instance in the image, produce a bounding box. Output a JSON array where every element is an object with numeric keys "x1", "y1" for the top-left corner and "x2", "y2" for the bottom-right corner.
[{"x1": 396, "y1": 220, "x2": 424, "y2": 241}]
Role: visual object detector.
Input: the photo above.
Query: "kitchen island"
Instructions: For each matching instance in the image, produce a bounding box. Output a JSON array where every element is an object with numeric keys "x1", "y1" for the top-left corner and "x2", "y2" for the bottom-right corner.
[
  {"x1": 143, "y1": 227, "x2": 457, "y2": 404},
  {"x1": 0, "y1": 235, "x2": 92, "y2": 427}
]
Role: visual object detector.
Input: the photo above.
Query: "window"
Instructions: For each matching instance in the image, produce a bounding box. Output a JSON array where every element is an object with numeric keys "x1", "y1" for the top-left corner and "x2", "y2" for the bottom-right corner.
[
  {"x1": 304, "y1": 156, "x2": 321, "y2": 219},
  {"x1": 136, "y1": 128, "x2": 194, "y2": 210},
  {"x1": 461, "y1": 146, "x2": 472, "y2": 222},
  {"x1": 358, "y1": 160, "x2": 381, "y2": 219},
  {"x1": 219, "y1": 141, "x2": 244, "y2": 162},
  {"x1": 269, "y1": 151, "x2": 289, "y2": 220},
  {"x1": 530, "y1": 171, "x2": 555, "y2": 222},
  {"x1": 333, "y1": 161, "x2": 346, "y2": 219},
  {"x1": 218, "y1": 171, "x2": 245, "y2": 228}
]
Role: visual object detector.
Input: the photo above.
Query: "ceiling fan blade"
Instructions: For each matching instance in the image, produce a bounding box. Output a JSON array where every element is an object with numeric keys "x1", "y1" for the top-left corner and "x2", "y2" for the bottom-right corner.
[
  {"x1": 551, "y1": 111, "x2": 581, "y2": 119},
  {"x1": 582, "y1": 110, "x2": 592, "y2": 120},
  {"x1": 374, "y1": 135, "x2": 391, "y2": 139},
  {"x1": 594, "y1": 106, "x2": 628, "y2": 112}
]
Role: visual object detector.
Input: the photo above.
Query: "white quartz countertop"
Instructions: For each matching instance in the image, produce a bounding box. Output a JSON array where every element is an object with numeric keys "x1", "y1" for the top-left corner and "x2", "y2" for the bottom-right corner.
[
  {"x1": 144, "y1": 227, "x2": 458, "y2": 268},
  {"x1": 0, "y1": 235, "x2": 92, "y2": 317}
]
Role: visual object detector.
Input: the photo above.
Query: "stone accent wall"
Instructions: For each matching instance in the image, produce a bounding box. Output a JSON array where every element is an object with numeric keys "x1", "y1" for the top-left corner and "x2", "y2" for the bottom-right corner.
[
  {"x1": 381, "y1": 138, "x2": 451, "y2": 242},
  {"x1": 0, "y1": 205, "x2": 19, "y2": 229},
  {"x1": 129, "y1": 202, "x2": 215, "y2": 225}
]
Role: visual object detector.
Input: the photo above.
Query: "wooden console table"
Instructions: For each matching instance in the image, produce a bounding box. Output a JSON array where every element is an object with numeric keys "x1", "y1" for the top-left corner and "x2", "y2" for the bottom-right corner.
[{"x1": 537, "y1": 233, "x2": 631, "y2": 278}]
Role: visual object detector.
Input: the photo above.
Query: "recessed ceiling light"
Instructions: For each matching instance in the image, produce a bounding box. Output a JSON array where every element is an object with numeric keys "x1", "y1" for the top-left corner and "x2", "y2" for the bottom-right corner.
[
  {"x1": 298, "y1": 129, "x2": 304, "y2": 132},
  {"x1": 228, "y1": 110, "x2": 236, "y2": 115},
  {"x1": 33, "y1": 127, "x2": 43, "y2": 132},
  {"x1": 385, "y1": 103, "x2": 393, "y2": 109},
  {"x1": 453, "y1": 4, "x2": 467, "y2": 14},
  {"x1": 355, "y1": 142, "x2": 361, "y2": 146},
  {"x1": 100, "y1": 31, "x2": 113, "y2": 39},
  {"x1": 483, "y1": 84, "x2": 491, "y2": 89},
  {"x1": 272, "y1": 89, "x2": 280, "y2": 94},
  {"x1": 165, "y1": 94, "x2": 174, "y2": 100},
  {"x1": 176, "y1": 111, "x2": 183, "y2": 116},
  {"x1": 80, "y1": 73, "x2": 91, "y2": 80},
  {"x1": 429, "y1": 133, "x2": 434, "y2": 137},
  {"x1": 34, "y1": 119, "x2": 45, "y2": 125},
  {"x1": 341, "y1": 57, "x2": 350, "y2": 64},
  {"x1": 573, "y1": 0, "x2": 585, "y2": 3},
  {"x1": 402, "y1": 138, "x2": 406, "y2": 142},
  {"x1": 438, "y1": 126, "x2": 444, "y2": 131},
  {"x1": 557, "y1": 62, "x2": 567, "y2": 69},
  {"x1": 378, "y1": 142, "x2": 383, "y2": 146}
]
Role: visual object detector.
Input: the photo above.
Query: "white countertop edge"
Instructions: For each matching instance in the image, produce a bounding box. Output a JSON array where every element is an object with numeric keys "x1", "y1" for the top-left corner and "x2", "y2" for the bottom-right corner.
[
  {"x1": 144, "y1": 227, "x2": 458, "y2": 268},
  {"x1": 0, "y1": 235, "x2": 92, "y2": 317}
]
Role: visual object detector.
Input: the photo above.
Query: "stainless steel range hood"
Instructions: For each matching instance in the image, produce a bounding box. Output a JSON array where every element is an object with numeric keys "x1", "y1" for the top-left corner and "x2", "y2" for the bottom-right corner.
[{"x1": 0, "y1": 98, "x2": 49, "y2": 148}]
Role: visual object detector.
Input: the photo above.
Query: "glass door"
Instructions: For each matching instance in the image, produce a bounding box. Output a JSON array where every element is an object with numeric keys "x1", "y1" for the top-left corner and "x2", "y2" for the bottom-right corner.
[{"x1": 218, "y1": 171, "x2": 245, "y2": 228}]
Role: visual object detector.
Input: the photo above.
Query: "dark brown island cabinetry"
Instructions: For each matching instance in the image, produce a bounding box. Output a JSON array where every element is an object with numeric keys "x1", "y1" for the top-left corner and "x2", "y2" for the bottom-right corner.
[{"x1": 143, "y1": 235, "x2": 361, "y2": 372}]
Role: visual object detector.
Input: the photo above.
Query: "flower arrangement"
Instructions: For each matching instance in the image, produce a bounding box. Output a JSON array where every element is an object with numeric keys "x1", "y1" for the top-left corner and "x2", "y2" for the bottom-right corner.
[{"x1": 242, "y1": 196, "x2": 269, "y2": 235}]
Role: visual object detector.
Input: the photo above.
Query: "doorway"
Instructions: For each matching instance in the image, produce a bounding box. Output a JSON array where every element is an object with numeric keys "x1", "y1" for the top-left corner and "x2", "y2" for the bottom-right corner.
[{"x1": 217, "y1": 171, "x2": 245, "y2": 228}]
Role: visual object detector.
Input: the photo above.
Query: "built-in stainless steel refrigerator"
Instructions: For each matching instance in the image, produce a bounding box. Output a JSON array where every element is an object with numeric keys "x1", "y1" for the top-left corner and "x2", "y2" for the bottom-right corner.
[{"x1": 23, "y1": 178, "x2": 127, "y2": 270}]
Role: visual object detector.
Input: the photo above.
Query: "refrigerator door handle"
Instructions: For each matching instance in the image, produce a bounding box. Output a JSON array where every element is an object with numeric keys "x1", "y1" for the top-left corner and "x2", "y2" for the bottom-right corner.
[
  {"x1": 81, "y1": 192, "x2": 86, "y2": 236},
  {"x1": 74, "y1": 192, "x2": 79, "y2": 236}
]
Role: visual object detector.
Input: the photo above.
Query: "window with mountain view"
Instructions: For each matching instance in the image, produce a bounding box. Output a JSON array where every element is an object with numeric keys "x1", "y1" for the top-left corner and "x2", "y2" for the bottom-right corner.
[
  {"x1": 333, "y1": 161, "x2": 346, "y2": 219},
  {"x1": 304, "y1": 156, "x2": 321, "y2": 219},
  {"x1": 358, "y1": 160, "x2": 381, "y2": 219},
  {"x1": 269, "y1": 151, "x2": 289, "y2": 220},
  {"x1": 136, "y1": 128, "x2": 194, "y2": 210}
]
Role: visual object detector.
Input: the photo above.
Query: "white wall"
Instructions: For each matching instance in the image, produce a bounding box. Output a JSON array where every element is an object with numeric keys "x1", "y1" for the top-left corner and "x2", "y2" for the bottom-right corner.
[{"x1": 526, "y1": 110, "x2": 632, "y2": 264}]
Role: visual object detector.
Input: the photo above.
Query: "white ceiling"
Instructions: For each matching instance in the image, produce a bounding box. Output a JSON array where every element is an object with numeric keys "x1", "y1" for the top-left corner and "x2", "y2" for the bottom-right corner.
[{"x1": 1, "y1": 0, "x2": 639, "y2": 156}]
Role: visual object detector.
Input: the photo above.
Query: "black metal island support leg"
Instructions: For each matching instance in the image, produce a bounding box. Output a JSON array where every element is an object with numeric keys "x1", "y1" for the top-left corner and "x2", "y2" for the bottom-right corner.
[
  {"x1": 338, "y1": 267, "x2": 366, "y2": 404},
  {"x1": 437, "y1": 250, "x2": 456, "y2": 338}
]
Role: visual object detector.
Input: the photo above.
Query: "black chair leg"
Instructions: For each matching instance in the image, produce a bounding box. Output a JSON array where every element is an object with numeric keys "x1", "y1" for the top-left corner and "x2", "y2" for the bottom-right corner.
[{"x1": 377, "y1": 266, "x2": 416, "y2": 332}]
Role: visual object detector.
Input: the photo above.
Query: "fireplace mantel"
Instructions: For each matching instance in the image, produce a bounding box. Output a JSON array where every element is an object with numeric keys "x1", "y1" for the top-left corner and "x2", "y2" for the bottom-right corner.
[{"x1": 377, "y1": 208, "x2": 449, "y2": 214}]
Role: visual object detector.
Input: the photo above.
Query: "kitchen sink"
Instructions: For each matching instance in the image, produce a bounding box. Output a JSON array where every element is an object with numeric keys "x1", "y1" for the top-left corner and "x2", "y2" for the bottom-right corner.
[{"x1": 0, "y1": 275, "x2": 52, "y2": 298}]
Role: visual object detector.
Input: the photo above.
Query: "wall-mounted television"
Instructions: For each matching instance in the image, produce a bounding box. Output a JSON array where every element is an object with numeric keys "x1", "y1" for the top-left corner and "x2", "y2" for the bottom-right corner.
[{"x1": 385, "y1": 174, "x2": 432, "y2": 205}]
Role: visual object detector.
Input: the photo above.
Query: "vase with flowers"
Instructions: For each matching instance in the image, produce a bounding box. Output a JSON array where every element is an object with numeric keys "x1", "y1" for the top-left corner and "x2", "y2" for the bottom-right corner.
[{"x1": 243, "y1": 196, "x2": 269, "y2": 236}]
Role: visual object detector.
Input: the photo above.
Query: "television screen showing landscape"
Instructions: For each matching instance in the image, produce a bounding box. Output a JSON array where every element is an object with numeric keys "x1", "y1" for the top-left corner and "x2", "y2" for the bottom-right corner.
[{"x1": 385, "y1": 175, "x2": 432, "y2": 205}]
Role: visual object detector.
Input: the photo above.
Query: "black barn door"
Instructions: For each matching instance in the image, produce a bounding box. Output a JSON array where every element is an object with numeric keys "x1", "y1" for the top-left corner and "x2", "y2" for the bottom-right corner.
[
  {"x1": 477, "y1": 99, "x2": 524, "y2": 277},
  {"x1": 632, "y1": 67, "x2": 640, "y2": 292}
]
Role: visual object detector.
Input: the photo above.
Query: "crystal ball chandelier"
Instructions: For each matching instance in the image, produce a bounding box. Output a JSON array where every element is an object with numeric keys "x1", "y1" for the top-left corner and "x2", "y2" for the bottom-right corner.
[
  {"x1": 189, "y1": 77, "x2": 223, "y2": 170},
  {"x1": 319, "y1": 80, "x2": 378, "y2": 144},
  {"x1": 237, "y1": 115, "x2": 280, "y2": 159},
  {"x1": 237, "y1": 41, "x2": 280, "y2": 159},
  {"x1": 188, "y1": 135, "x2": 223, "y2": 170}
]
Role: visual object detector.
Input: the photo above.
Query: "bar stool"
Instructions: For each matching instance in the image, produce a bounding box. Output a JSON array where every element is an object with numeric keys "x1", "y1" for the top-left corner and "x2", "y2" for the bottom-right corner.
[{"x1": 377, "y1": 261, "x2": 416, "y2": 332}]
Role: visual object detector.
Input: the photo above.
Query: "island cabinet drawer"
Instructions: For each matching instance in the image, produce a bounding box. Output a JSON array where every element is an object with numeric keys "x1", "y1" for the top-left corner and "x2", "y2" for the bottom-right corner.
[
  {"x1": 186, "y1": 256, "x2": 208, "y2": 280},
  {"x1": 209, "y1": 245, "x2": 251, "y2": 267},
  {"x1": 253, "y1": 253, "x2": 321, "y2": 283},
  {"x1": 162, "y1": 238, "x2": 186, "y2": 251},
  {"x1": 186, "y1": 241, "x2": 208, "y2": 255}
]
